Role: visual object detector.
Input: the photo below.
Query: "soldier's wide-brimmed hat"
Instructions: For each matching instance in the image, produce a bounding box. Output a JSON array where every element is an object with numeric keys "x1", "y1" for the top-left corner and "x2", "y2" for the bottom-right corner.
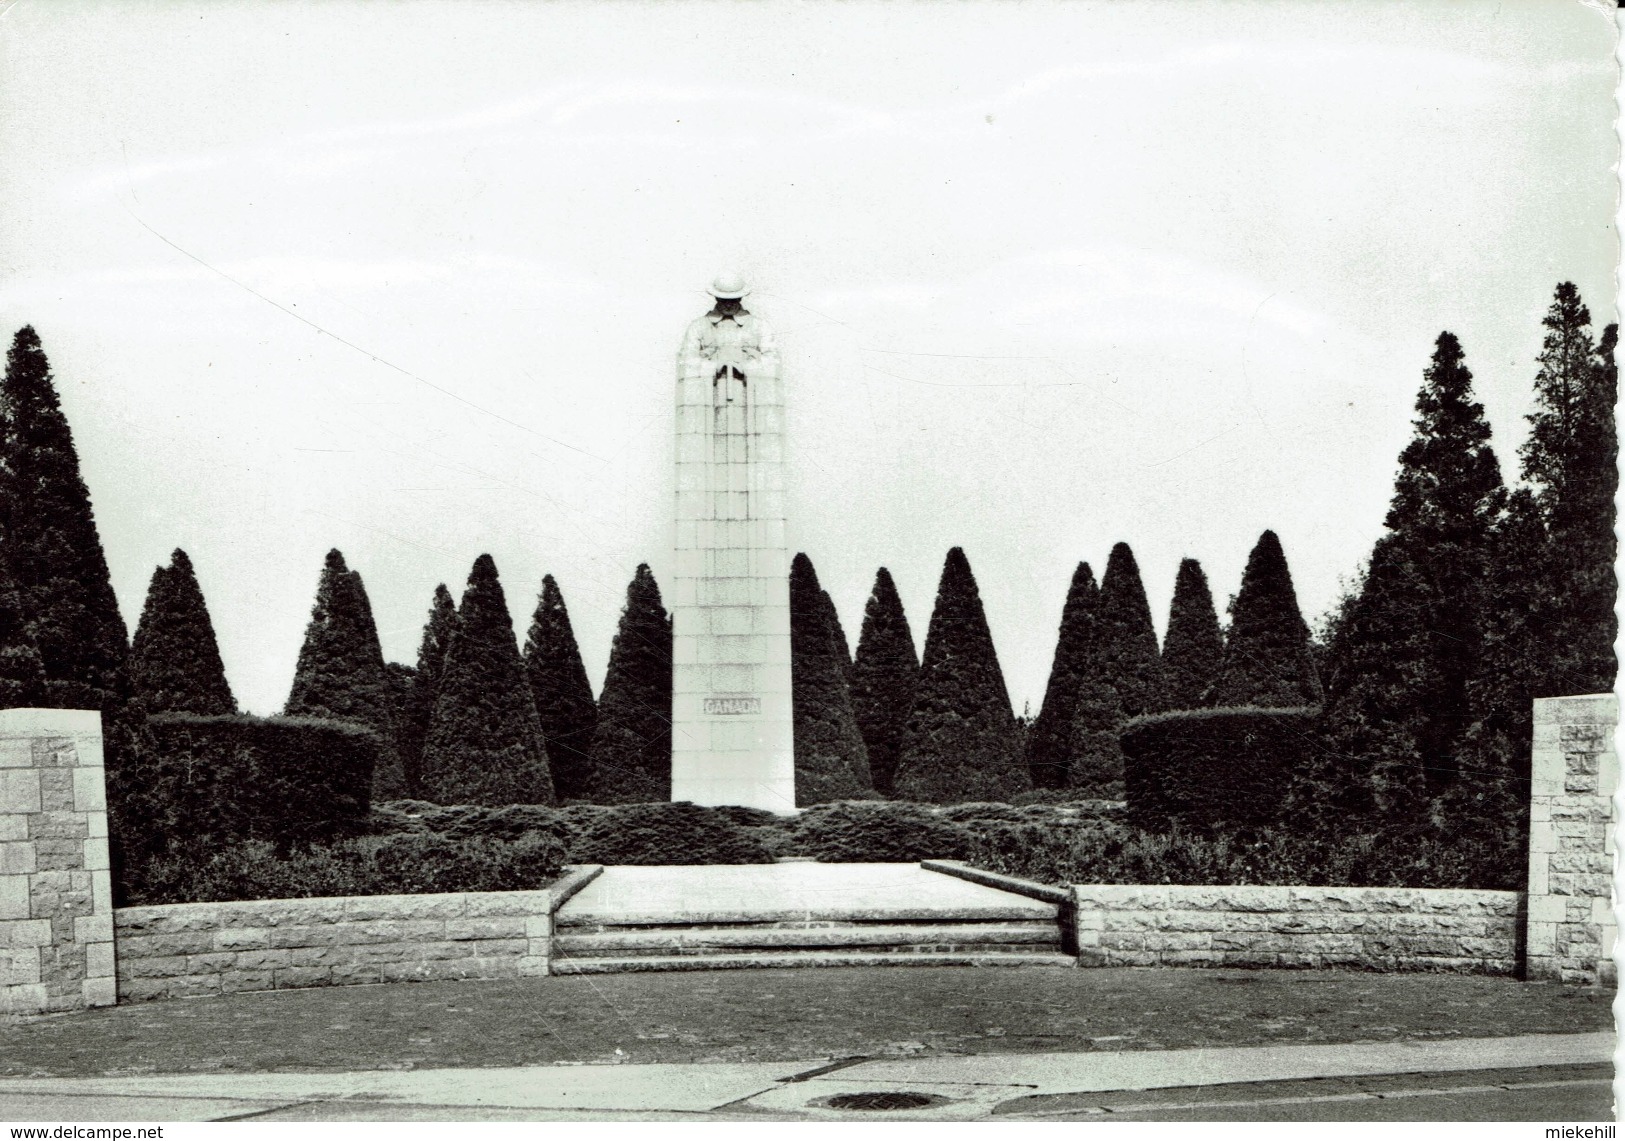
[{"x1": 709, "y1": 272, "x2": 749, "y2": 299}]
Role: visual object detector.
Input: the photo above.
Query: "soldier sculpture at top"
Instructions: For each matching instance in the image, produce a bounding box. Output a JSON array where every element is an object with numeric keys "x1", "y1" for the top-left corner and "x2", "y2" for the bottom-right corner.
[{"x1": 669, "y1": 274, "x2": 797, "y2": 811}]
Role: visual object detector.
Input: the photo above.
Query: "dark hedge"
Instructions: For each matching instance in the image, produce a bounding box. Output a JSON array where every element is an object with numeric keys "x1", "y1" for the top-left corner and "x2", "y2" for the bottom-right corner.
[
  {"x1": 147, "y1": 712, "x2": 376, "y2": 852},
  {"x1": 1122, "y1": 705, "x2": 1317, "y2": 831},
  {"x1": 567, "y1": 801, "x2": 775, "y2": 865},
  {"x1": 790, "y1": 800, "x2": 974, "y2": 862}
]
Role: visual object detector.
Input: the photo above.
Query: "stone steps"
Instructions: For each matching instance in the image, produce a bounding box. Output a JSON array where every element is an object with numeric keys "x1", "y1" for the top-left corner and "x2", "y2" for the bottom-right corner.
[
  {"x1": 547, "y1": 863, "x2": 1075, "y2": 975},
  {"x1": 550, "y1": 950, "x2": 1078, "y2": 975},
  {"x1": 554, "y1": 920, "x2": 1062, "y2": 957}
]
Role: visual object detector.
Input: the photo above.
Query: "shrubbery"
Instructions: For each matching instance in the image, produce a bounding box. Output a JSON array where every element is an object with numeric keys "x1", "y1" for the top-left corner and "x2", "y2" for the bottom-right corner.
[
  {"x1": 121, "y1": 830, "x2": 567, "y2": 906},
  {"x1": 790, "y1": 801, "x2": 974, "y2": 862},
  {"x1": 1121, "y1": 706, "x2": 1317, "y2": 830},
  {"x1": 567, "y1": 801, "x2": 775, "y2": 865},
  {"x1": 146, "y1": 712, "x2": 376, "y2": 852}
]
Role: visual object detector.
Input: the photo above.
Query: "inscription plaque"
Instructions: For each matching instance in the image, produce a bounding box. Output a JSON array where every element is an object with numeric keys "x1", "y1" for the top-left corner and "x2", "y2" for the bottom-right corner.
[{"x1": 704, "y1": 695, "x2": 762, "y2": 716}]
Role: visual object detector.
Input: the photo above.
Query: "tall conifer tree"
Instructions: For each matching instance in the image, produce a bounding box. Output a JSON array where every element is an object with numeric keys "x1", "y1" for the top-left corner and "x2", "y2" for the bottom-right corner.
[
  {"x1": 419, "y1": 554, "x2": 555, "y2": 806},
  {"x1": 398, "y1": 584, "x2": 456, "y2": 798},
  {"x1": 849, "y1": 567, "x2": 919, "y2": 795},
  {"x1": 1318, "y1": 332, "x2": 1505, "y2": 815},
  {"x1": 522, "y1": 574, "x2": 599, "y2": 801},
  {"x1": 1517, "y1": 284, "x2": 1618, "y2": 696},
  {"x1": 1152, "y1": 558, "x2": 1223, "y2": 712},
  {"x1": 821, "y1": 588, "x2": 854, "y2": 685},
  {"x1": 584, "y1": 565, "x2": 673, "y2": 803},
  {"x1": 892, "y1": 548, "x2": 1029, "y2": 802},
  {"x1": 1205, "y1": 531, "x2": 1321, "y2": 708},
  {"x1": 129, "y1": 549, "x2": 236, "y2": 715},
  {"x1": 1067, "y1": 543, "x2": 1160, "y2": 792},
  {"x1": 0, "y1": 326, "x2": 128, "y2": 698},
  {"x1": 790, "y1": 553, "x2": 872, "y2": 802},
  {"x1": 1026, "y1": 561, "x2": 1099, "y2": 788},
  {"x1": 285, "y1": 549, "x2": 405, "y2": 799}
]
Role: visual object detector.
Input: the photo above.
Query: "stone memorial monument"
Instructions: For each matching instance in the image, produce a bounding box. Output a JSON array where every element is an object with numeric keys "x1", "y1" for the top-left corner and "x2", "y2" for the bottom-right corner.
[{"x1": 669, "y1": 274, "x2": 797, "y2": 811}]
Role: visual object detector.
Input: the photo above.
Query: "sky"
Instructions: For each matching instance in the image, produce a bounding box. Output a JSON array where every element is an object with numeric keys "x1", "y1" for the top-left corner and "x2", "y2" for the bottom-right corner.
[{"x1": 0, "y1": 0, "x2": 1617, "y2": 717}]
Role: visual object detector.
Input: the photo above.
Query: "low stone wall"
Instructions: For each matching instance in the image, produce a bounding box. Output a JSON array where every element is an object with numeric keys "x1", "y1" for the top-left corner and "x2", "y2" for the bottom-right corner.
[
  {"x1": 1073, "y1": 885, "x2": 1520, "y2": 974},
  {"x1": 114, "y1": 890, "x2": 553, "y2": 1003}
]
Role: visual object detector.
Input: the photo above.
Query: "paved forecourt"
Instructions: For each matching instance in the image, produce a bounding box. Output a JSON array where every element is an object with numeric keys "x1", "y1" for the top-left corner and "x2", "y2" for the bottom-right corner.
[{"x1": 558, "y1": 862, "x2": 1056, "y2": 925}]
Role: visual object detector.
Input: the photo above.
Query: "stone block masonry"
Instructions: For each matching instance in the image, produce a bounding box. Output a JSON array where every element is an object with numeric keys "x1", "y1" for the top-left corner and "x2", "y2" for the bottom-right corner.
[
  {"x1": 1525, "y1": 693, "x2": 1617, "y2": 986},
  {"x1": 0, "y1": 708, "x2": 115, "y2": 1017},
  {"x1": 114, "y1": 890, "x2": 554, "y2": 1003},
  {"x1": 1072, "y1": 885, "x2": 1520, "y2": 973}
]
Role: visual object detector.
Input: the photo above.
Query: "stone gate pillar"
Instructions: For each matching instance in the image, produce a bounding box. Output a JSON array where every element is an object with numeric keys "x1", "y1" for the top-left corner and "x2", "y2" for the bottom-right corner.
[
  {"x1": 0, "y1": 709, "x2": 115, "y2": 1016},
  {"x1": 1525, "y1": 693, "x2": 1617, "y2": 985}
]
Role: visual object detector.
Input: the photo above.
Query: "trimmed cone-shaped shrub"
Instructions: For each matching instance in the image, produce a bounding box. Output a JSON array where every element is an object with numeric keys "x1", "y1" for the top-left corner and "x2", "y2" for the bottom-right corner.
[
  {"x1": 891, "y1": 547, "x2": 1030, "y2": 802},
  {"x1": 822, "y1": 588, "x2": 853, "y2": 684},
  {"x1": 0, "y1": 326, "x2": 129, "y2": 697},
  {"x1": 567, "y1": 802, "x2": 773, "y2": 865},
  {"x1": 1096, "y1": 542, "x2": 1161, "y2": 719},
  {"x1": 400, "y1": 585, "x2": 457, "y2": 798},
  {"x1": 130, "y1": 549, "x2": 236, "y2": 715},
  {"x1": 522, "y1": 575, "x2": 599, "y2": 802},
  {"x1": 584, "y1": 565, "x2": 673, "y2": 803},
  {"x1": 1151, "y1": 558, "x2": 1223, "y2": 713},
  {"x1": 1068, "y1": 670, "x2": 1126, "y2": 796},
  {"x1": 419, "y1": 554, "x2": 555, "y2": 806},
  {"x1": 849, "y1": 567, "x2": 919, "y2": 795},
  {"x1": 1026, "y1": 562, "x2": 1099, "y2": 789},
  {"x1": 1205, "y1": 532, "x2": 1321, "y2": 708},
  {"x1": 286, "y1": 549, "x2": 404, "y2": 799},
  {"x1": 791, "y1": 553, "x2": 873, "y2": 803}
]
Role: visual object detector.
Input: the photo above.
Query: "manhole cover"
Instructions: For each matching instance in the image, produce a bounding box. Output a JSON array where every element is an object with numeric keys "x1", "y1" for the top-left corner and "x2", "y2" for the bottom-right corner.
[{"x1": 824, "y1": 1091, "x2": 939, "y2": 1111}]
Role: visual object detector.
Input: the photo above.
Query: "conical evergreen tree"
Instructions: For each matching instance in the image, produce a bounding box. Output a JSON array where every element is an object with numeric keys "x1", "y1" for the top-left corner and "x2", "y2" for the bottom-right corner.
[
  {"x1": 419, "y1": 554, "x2": 555, "y2": 806},
  {"x1": 849, "y1": 567, "x2": 919, "y2": 796},
  {"x1": 1066, "y1": 543, "x2": 1160, "y2": 792},
  {"x1": 790, "y1": 553, "x2": 872, "y2": 803},
  {"x1": 1318, "y1": 332, "x2": 1506, "y2": 817},
  {"x1": 821, "y1": 588, "x2": 854, "y2": 685},
  {"x1": 1205, "y1": 532, "x2": 1321, "y2": 708},
  {"x1": 1095, "y1": 543, "x2": 1161, "y2": 720},
  {"x1": 382, "y1": 660, "x2": 418, "y2": 793},
  {"x1": 129, "y1": 549, "x2": 235, "y2": 715},
  {"x1": 1517, "y1": 284, "x2": 1617, "y2": 696},
  {"x1": 398, "y1": 584, "x2": 456, "y2": 798},
  {"x1": 285, "y1": 549, "x2": 405, "y2": 799},
  {"x1": 1152, "y1": 558, "x2": 1223, "y2": 712},
  {"x1": 522, "y1": 574, "x2": 599, "y2": 802},
  {"x1": 892, "y1": 547, "x2": 1029, "y2": 803},
  {"x1": 0, "y1": 326, "x2": 128, "y2": 697},
  {"x1": 584, "y1": 565, "x2": 673, "y2": 803},
  {"x1": 1026, "y1": 562, "x2": 1100, "y2": 788}
]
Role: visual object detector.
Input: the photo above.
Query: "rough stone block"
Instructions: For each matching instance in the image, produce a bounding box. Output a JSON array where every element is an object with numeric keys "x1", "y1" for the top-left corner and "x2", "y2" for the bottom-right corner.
[
  {"x1": 1527, "y1": 895, "x2": 1567, "y2": 924},
  {"x1": 517, "y1": 955, "x2": 550, "y2": 977},
  {"x1": 84, "y1": 941, "x2": 114, "y2": 979},
  {"x1": 90, "y1": 870, "x2": 110, "y2": 914},
  {"x1": 0, "y1": 875, "x2": 28, "y2": 921},
  {"x1": 0, "y1": 947, "x2": 41, "y2": 986},
  {"x1": 0, "y1": 842, "x2": 34, "y2": 877},
  {"x1": 214, "y1": 926, "x2": 271, "y2": 951},
  {"x1": 220, "y1": 970, "x2": 275, "y2": 994},
  {"x1": 272, "y1": 966, "x2": 332, "y2": 989},
  {"x1": 444, "y1": 917, "x2": 527, "y2": 941},
  {"x1": 168, "y1": 974, "x2": 223, "y2": 998},
  {"x1": 0, "y1": 709, "x2": 100, "y2": 739},
  {"x1": 81, "y1": 975, "x2": 115, "y2": 1007},
  {"x1": 80, "y1": 838, "x2": 109, "y2": 873},
  {"x1": 71, "y1": 767, "x2": 105, "y2": 813},
  {"x1": 0, "y1": 770, "x2": 40, "y2": 815},
  {"x1": 524, "y1": 915, "x2": 551, "y2": 939},
  {"x1": 329, "y1": 964, "x2": 387, "y2": 986},
  {"x1": 231, "y1": 948, "x2": 292, "y2": 971},
  {"x1": 525, "y1": 937, "x2": 550, "y2": 958},
  {"x1": 0, "y1": 982, "x2": 47, "y2": 1014}
]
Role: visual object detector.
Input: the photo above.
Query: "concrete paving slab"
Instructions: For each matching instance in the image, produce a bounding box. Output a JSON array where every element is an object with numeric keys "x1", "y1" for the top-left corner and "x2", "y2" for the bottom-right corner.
[
  {"x1": 0, "y1": 1061, "x2": 812, "y2": 1115},
  {"x1": 558, "y1": 863, "x2": 1057, "y2": 925},
  {"x1": 836, "y1": 1031, "x2": 1615, "y2": 1095},
  {"x1": 0, "y1": 1093, "x2": 287, "y2": 1122}
]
